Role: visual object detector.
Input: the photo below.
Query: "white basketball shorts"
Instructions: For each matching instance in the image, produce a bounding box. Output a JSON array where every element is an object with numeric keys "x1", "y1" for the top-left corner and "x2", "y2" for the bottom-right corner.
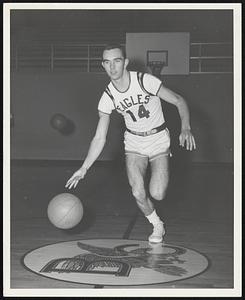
[{"x1": 124, "y1": 128, "x2": 171, "y2": 161}]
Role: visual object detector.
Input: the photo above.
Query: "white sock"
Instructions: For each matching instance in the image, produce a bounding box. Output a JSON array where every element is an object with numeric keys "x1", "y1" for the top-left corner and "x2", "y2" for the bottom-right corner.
[{"x1": 146, "y1": 210, "x2": 163, "y2": 225}]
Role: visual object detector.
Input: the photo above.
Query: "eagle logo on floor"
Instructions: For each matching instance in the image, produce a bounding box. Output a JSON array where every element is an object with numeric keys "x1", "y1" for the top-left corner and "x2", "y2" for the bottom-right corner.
[
  {"x1": 23, "y1": 239, "x2": 209, "y2": 285},
  {"x1": 40, "y1": 242, "x2": 187, "y2": 277}
]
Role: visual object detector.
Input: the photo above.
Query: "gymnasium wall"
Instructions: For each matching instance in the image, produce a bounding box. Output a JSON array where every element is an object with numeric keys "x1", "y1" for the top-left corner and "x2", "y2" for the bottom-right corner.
[{"x1": 10, "y1": 72, "x2": 233, "y2": 163}]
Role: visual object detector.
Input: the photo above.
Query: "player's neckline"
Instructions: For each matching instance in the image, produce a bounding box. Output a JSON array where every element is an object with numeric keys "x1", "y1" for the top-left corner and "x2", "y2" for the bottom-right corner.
[{"x1": 111, "y1": 72, "x2": 131, "y2": 93}]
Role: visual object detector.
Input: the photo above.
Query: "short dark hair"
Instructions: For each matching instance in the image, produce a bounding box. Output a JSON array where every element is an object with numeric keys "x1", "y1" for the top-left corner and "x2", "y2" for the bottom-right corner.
[{"x1": 102, "y1": 44, "x2": 126, "y2": 59}]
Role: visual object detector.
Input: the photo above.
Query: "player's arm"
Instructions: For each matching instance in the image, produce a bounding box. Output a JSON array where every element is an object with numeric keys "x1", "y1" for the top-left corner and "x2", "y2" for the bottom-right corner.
[
  {"x1": 81, "y1": 111, "x2": 110, "y2": 170},
  {"x1": 157, "y1": 85, "x2": 196, "y2": 151},
  {"x1": 65, "y1": 111, "x2": 110, "y2": 189}
]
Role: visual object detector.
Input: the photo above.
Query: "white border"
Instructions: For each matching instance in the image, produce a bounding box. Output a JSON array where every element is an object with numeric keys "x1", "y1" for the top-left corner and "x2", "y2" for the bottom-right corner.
[
  {"x1": 3, "y1": 3, "x2": 242, "y2": 297},
  {"x1": 233, "y1": 3, "x2": 242, "y2": 296},
  {"x1": 2, "y1": 3, "x2": 242, "y2": 9},
  {"x1": 3, "y1": 3, "x2": 11, "y2": 297}
]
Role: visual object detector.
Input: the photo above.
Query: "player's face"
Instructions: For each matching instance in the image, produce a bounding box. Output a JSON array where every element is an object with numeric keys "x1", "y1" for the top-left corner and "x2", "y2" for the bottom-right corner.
[{"x1": 102, "y1": 48, "x2": 128, "y2": 80}]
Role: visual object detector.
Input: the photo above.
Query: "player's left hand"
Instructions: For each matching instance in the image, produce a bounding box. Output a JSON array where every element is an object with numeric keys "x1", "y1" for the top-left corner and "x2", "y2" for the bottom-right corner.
[{"x1": 179, "y1": 129, "x2": 196, "y2": 151}]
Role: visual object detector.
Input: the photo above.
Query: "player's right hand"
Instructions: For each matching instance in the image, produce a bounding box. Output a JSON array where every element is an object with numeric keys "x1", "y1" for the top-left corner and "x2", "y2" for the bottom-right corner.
[{"x1": 65, "y1": 167, "x2": 87, "y2": 189}]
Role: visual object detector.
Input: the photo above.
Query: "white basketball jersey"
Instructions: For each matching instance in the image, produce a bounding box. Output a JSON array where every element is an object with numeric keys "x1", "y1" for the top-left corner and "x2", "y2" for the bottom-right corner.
[{"x1": 98, "y1": 71, "x2": 165, "y2": 132}]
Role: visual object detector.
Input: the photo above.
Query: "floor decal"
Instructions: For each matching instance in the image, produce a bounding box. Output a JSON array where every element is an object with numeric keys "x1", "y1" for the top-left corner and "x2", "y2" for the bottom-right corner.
[{"x1": 22, "y1": 239, "x2": 209, "y2": 286}]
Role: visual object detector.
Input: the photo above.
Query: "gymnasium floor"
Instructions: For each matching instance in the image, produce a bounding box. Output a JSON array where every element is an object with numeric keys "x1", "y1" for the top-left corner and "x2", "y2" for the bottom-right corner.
[{"x1": 10, "y1": 159, "x2": 233, "y2": 289}]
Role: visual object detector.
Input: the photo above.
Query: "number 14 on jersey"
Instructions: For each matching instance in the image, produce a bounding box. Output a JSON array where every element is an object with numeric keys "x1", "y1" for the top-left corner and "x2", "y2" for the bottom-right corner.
[{"x1": 126, "y1": 104, "x2": 150, "y2": 122}]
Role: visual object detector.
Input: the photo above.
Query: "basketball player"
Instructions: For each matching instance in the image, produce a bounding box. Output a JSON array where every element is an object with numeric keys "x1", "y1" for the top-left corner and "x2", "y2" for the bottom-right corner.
[{"x1": 65, "y1": 44, "x2": 196, "y2": 243}]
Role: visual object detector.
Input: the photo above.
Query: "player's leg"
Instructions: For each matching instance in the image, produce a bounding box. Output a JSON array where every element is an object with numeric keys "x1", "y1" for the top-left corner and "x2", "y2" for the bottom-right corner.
[
  {"x1": 125, "y1": 154, "x2": 154, "y2": 216},
  {"x1": 147, "y1": 154, "x2": 169, "y2": 243},
  {"x1": 149, "y1": 154, "x2": 169, "y2": 202},
  {"x1": 124, "y1": 131, "x2": 164, "y2": 242}
]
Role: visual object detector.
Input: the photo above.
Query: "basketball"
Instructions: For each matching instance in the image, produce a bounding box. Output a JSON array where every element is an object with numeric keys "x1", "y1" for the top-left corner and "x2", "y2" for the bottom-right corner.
[{"x1": 47, "y1": 193, "x2": 83, "y2": 229}]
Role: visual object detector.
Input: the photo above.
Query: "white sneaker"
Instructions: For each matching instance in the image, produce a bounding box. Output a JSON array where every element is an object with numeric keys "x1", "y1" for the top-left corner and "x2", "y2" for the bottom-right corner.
[{"x1": 148, "y1": 222, "x2": 165, "y2": 243}]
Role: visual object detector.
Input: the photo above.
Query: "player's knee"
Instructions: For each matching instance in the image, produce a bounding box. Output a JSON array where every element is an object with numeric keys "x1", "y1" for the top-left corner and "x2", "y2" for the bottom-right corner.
[{"x1": 150, "y1": 188, "x2": 166, "y2": 201}]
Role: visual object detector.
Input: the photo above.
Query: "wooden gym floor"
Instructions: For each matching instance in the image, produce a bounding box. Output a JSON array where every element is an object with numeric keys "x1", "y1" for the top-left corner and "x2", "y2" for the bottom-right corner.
[{"x1": 10, "y1": 159, "x2": 234, "y2": 289}]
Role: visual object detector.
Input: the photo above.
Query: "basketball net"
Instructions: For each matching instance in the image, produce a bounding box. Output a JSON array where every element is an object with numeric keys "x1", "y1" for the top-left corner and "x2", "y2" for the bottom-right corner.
[{"x1": 148, "y1": 62, "x2": 164, "y2": 78}]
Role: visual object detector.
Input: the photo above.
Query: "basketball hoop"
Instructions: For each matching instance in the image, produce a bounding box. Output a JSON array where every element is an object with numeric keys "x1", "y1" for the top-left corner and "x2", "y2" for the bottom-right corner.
[{"x1": 146, "y1": 50, "x2": 168, "y2": 78}]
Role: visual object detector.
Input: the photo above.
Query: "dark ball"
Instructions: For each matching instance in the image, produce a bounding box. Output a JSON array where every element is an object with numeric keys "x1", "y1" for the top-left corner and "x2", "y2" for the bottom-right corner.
[{"x1": 50, "y1": 113, "x2": 68, "y2": 131}]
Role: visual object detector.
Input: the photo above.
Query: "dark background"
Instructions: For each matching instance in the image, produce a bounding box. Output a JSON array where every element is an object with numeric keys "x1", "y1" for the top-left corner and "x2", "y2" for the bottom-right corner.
[{"x1": 10, "y1": 9, "x2": 233, "y2": 163}]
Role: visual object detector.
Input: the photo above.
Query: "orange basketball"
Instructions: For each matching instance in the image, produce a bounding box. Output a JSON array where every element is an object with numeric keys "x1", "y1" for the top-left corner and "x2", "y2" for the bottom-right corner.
[{"x1": 47, "y1": 193, "x2": 83, "y2": 229}]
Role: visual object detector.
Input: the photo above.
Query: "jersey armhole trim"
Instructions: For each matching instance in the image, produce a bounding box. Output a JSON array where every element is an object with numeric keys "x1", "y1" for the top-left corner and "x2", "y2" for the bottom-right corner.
[
  {"x1": 105, "y1": 87, "x2": 117, "y2": 109},
  {"x1": 156, "y1": 82, "x2": 163, "y2": 97},
  {"x1": 137, "y1": 72, "x2": 154, "y2": 96}
]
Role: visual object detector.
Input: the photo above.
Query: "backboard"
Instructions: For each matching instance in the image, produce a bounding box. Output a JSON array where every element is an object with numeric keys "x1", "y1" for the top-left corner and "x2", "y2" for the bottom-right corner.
[{"x1": 126, "y1": 32, "x2": 190, "y2": 75}]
